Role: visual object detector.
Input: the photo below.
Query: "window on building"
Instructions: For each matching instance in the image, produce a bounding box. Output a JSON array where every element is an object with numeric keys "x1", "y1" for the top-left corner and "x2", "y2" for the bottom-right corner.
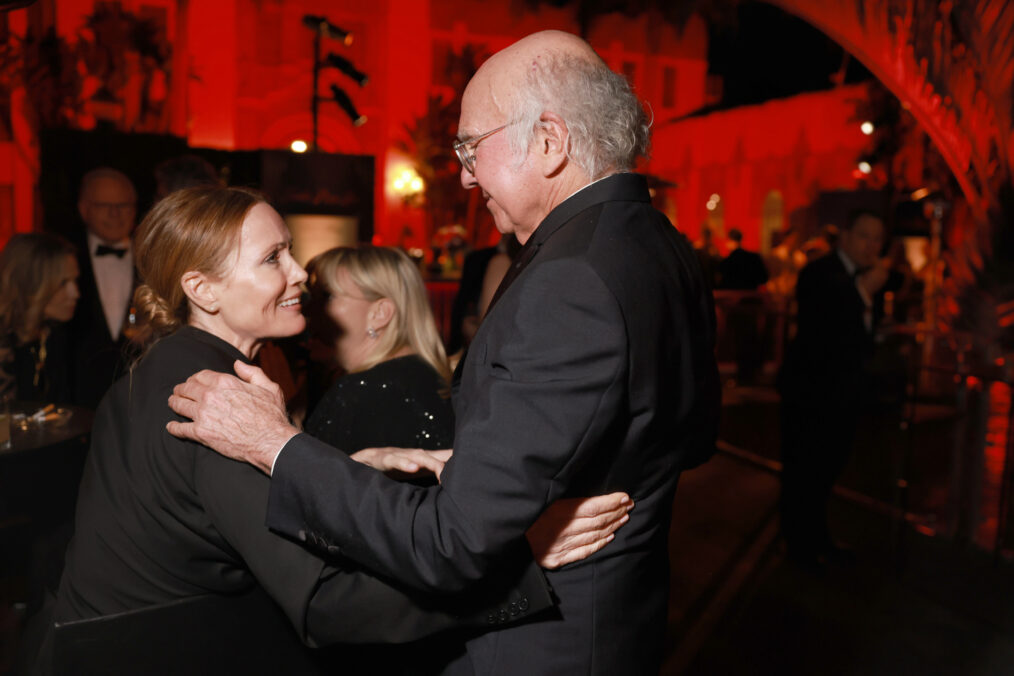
[
  {"x1": 761, "y1": 190, "x2": 784, "y2": 255},
  {"x1": 432, "y1": 41, "x2": 455, "y2": 88},
  {"x1": 662, "y1": 66, "x2": 677, "y2": 109},
  {"x1": 256, "y1": 5, "x2": 282, "y2": 65},
  {"x1": 622, "y1": 60, "x2": 637, "y2": 86}
]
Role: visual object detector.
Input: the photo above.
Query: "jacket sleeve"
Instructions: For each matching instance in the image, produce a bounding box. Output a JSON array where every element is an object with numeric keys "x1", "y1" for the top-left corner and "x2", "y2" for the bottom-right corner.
[
  {"x1": 193, "y1": 447, "x2": 552, "y2": 647},
  {"x1": 267, "y1": 257, "x2": 627, "y2": 592}
]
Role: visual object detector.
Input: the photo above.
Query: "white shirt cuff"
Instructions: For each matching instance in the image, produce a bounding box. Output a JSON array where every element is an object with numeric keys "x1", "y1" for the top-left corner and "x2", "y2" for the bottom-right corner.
[{"x1": 268, "y1": 438, "x2": 291, "y2": 476}]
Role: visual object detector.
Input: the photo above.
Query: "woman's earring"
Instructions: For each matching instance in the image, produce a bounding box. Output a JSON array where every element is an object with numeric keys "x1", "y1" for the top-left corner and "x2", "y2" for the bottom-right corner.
[{"x1": 367, "y1": 327, "x2": 379, "y2": 339}]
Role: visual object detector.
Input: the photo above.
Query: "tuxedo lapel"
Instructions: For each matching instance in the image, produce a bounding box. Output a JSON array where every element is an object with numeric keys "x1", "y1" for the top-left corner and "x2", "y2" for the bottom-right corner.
[{"x1": 453, "y1": 174, "x2": 649, "y2": 394}]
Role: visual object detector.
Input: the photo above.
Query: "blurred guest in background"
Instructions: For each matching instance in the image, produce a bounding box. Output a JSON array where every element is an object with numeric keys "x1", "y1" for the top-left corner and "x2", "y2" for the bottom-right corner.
[
  {"x1": 718, "y1": 228, "x2": 768, "y2": 292},
  {"x1": 447, "y1": 244, "x2": 497, "y2": 357},
  {"x1": 302, "y1": 247, "x2": 460, "y2": 672},
  {"x1": 154, "y1": 154, "x2": 220, "y2": 199},
  {"x1": 778, "y1": 210, "x2": 888, "y2": 569},
  {"x1": 70, "y1": 167, "x2": 139, "y2": 408},
  {"x1": 474, "y1": 234, "x2": 520, "y2": 329},
  {"x1": 0, "y1": 233, "x2": 80, "y2": 402},
  {"x1": 694, "y1": 225, "x2": 721, "y2": 289},
  {"x1": 719, "y1": 228, "x2": 769, "y2": 385},
  {"x1": 304, "y1": 246, "x2": 453, "y2": 458},
  {"x1": 446, "y1": 234, "x2": 519, "y2": 358}
]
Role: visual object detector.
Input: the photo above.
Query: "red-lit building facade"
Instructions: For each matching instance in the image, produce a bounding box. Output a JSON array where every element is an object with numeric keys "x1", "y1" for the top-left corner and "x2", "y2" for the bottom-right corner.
[{"x1": 0, "y1": 0, "x2": 875, "y2": 258}]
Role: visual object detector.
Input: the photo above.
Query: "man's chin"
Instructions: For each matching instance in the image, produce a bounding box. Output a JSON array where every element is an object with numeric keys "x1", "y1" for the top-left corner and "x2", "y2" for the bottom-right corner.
[{"x1": 490, "y1": 217, "x2": 513, "y2": 236}]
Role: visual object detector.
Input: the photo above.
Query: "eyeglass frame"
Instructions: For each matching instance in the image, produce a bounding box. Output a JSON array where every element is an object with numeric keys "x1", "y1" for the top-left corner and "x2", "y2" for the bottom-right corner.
[
  {"x1": 453, "y1": 123, "x2": 511, "y2": 174},
  {"x1": 86, "y1": 200, "x2": 137, "y2": 214}
]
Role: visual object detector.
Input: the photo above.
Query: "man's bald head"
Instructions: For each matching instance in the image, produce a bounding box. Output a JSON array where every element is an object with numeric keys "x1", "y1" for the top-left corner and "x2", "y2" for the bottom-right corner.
[
  {"x1": 462, "y1": 30, "x2": 649, "y2": 180},
  {"x1": 478, "y1": 30, "x2": 603, "y2": 85}
]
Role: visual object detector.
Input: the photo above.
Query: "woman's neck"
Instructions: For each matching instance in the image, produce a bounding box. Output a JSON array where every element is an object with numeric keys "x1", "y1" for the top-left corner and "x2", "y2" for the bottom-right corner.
[
  {"x1": 15, "y1": 322, "x2": 47, "y2": 346},
  {"x1": 345, "y1": 344, "x2": 415, "y2": 373},
  {"x1": 187, "y1": 316, "x2": 261, "y2": 359}
]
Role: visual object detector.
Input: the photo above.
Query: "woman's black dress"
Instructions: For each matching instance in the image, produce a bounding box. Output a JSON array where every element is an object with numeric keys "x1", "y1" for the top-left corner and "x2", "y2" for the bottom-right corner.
[
  {"x1": 304, "y1": 354, "x2": 459, "y2": 675},
  {"x1": 305, "y1": 354, "x2": 454, "y2": 455}
]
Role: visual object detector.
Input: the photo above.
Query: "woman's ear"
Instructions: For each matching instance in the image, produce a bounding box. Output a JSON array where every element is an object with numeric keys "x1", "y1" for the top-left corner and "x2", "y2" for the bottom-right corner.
[
  {"x1": 537, "y1": 111, "x2": 570, "y2": 177},
  {"x1": 180, "y1": 271, "x2": 219, "y2": 314},
  {"x1": 369, "y1": 298, "x2": 396, "y2": 331}
]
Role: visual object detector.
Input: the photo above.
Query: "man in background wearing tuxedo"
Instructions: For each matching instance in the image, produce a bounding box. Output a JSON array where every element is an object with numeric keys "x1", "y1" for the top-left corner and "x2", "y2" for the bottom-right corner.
[
  {"x1": 778, "y1": 210, "x2": 888, "y2": 568},
  {"x1": 71, "y1": 167, "x2": 138, "y2": 409}
]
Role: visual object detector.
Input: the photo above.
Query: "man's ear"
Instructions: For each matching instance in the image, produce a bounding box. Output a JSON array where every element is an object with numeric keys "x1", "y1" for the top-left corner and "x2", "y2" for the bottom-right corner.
[
  {"x1": 369, "y1": 298, "x2": 396, "y2": 331},
  {"x1": 77, "y1": 199, "x2": 89, "y2": 223},
  {"x1": 537, "y1": 111, "x2": 570, "y2": 177},
  {"x1": 180, "y1": 270, "x2": 219, "y2": 314}
]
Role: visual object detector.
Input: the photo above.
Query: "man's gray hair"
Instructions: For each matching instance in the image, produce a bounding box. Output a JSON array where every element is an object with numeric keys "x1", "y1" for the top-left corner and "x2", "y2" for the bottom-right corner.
[{"x1": 506, "y1": 52, "x2": 651, "y2": 179}]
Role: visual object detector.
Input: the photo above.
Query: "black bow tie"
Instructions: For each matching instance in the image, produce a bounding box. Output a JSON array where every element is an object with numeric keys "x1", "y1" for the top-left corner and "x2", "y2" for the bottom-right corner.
[{"x1": 95, "y1": 244, "x2": 128, "y2": 258}]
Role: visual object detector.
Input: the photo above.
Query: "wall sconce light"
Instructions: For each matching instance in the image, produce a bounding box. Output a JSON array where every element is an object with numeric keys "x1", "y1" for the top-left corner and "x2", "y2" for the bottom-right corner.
[
  {"x1": 330, "y1": 84, "x2": 367, "y2": 126},
  {"x1": 304, "y1": 13, "x2": 364, "y2": 148},
  {"x1": 302, "y1": 14, "x2": 353, "y2": 45},
  {"x1": 860, "y1": 120, "x2": 875, "y2": 135},
  {"x1": 324, "y1": 53, "x2": 368, "y2": 87},
  {"x1": 393, "y1": 168, "x2": 424, "y2": 195},
  {"x1": 290, "y1": 139, "x2": 308, "y2": 153}
]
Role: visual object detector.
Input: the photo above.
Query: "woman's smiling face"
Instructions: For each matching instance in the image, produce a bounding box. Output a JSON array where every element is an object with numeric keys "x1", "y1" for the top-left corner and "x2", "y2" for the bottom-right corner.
[{"x1": 207, "y1": 203, "x2": 307, "y2": 357}]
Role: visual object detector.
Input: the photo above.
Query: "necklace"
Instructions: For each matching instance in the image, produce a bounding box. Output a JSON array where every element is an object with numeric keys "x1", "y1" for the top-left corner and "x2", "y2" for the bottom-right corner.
[{"x1": 33, "y1": 326, "x2": 49, "y2": 389}]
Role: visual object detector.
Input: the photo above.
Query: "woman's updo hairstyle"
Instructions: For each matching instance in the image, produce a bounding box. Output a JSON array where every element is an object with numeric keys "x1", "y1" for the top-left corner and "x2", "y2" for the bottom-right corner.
[{"x1": 133, "y1": 186, "x2": 264, "y2": 344}]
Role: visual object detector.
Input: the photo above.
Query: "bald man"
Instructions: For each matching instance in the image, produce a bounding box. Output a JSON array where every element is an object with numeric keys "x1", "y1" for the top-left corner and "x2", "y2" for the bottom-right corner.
[
  {"x1": 171, "y1": 30, "x2": 719, "y2": 674},
  {"x1": 71, "y1": 167, "x2": 138, "y2": 408}
]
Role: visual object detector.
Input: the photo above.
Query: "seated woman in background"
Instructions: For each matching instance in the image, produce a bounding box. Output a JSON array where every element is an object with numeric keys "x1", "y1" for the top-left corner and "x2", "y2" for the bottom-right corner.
[
  {"x1": 0, "y1": 233, "x2": 79, "y2": 402},
  {"x1": 36, "y1": 187, "x2": 629, "y2": 673},
  {"x1": 304, "y1": 246, "x2": 453, "y2": 458}
]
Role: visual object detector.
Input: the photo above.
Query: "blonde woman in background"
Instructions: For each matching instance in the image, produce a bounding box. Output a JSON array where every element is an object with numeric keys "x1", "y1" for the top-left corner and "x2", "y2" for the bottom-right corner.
[
  {"x1": 0, "y1": 233, "x2": 80, "y2": 403},
  {"x1": 304, "y1": 246, "x2": 455, "y2": 461}
]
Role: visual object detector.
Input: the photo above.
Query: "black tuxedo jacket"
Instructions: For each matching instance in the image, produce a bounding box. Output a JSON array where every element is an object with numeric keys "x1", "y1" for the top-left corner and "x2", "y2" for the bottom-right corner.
[
  {"x1": 266, "y1": 173, "x2": 720, "y2": 674},
  {"x1": 69, "y1": 242, "x2": 136, "y2": 409},
  {"x1": 779, "y1": 251, "x2": 875, "y2": 405},
  {"x1": 49, "y1": 327, "x2": 550, "y2": 664}
]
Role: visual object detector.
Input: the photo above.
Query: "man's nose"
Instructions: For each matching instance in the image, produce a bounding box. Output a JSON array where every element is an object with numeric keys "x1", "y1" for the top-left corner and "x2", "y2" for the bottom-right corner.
[{"x1": 460, "y1": 165, "x2": 477, "y2": 189}]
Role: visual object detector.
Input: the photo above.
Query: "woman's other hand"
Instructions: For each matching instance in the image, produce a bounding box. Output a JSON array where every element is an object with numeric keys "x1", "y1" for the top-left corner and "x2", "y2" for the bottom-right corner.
[
  {"x1": 350, "y1": 447, "x2": 452, "y2": 480},
  {"x1": 527, "y1": 492, "x2": 633, "y2": 569}
]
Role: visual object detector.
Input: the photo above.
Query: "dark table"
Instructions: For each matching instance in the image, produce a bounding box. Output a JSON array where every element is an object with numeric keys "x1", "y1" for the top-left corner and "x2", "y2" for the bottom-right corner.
[
  {"x1": 1, "y1": 401, "x2": 93, "y2": 523},
  {"x1": 1, "y1": 402, "x2": 94, "y2": 604},
  {"x1": 3, "y1": 402, "x2": 94, "y2": 457}
]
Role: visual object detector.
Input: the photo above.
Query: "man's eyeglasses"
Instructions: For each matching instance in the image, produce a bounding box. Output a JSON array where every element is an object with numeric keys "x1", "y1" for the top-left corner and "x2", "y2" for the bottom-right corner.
[
  {"x1": 453, "y1": 123, "x2": 511, "y2": 174},
  {"x1": 89, "y1": 201, "x2": 136, "y2": 214}
]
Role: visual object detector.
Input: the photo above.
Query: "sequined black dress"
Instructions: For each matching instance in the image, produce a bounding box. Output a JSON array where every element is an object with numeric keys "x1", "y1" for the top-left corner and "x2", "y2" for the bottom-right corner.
[
  {"x1": 305, "y1": 354, "x2": 453, "y2": 455},
  {"x1": 303, "y1": 354, "x2": 457, "y2": 674}
]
